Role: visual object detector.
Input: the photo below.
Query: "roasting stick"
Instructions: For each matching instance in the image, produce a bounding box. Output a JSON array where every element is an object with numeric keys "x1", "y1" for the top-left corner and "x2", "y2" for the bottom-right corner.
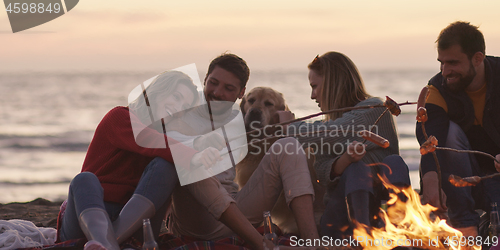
[
  {"x1": 219, "y1": 129, "x2": 391, "y2": 158},
  {"x1": 218, "y1": 98, "x2": 414, "y2": 158},
  {"x1": 244, "y1": 100, "x2": 417, "y2": 137},
  {"x1": 417, "y1": 86, "x2": 445, "y2": 210},
  {"x1": 432, "y1": 147, "x2": 499, "y2": 187},
  {"x1": 361, "y1": 109, "x2": 388, "y2": 145},
  {"x1": 436, "y1": 147, "x2": 500, "y2": 163},
  {"x1": 361, "y1": 96, "x2": 401, "y2": 145},
  {"x1": 219, "y1": 129, "x2": 358, "y2": 157},
  {"x1": 421, "y1": 137, "x2": 500, "y2": 187},
  {"x1": 213, "y1": 99, "x2": 416, "y2": 148},
  {"x1": 449, "y1": 172, "x2": 500, "y2": 187},
  {"x1": 218, "y1": 98, "x2": 413, "y2": 161},
  {"x1": 273, "y1": 100, "x2": 414, "y2": 127}
]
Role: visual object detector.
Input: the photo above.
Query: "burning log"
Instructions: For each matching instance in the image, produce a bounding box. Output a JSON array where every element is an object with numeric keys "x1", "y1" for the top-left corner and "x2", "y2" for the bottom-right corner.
[{"x1": 353, "y1": 175, "x2": 474, "y2": 250}]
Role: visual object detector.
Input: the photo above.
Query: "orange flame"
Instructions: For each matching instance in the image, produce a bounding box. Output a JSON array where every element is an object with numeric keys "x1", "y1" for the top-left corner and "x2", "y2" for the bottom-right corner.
[{"x1": 353, "y1": 174, "x2": 481, "y2": 250}]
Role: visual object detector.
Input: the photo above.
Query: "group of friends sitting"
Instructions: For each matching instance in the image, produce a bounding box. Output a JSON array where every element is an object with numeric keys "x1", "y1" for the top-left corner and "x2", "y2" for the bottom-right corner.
[{"x1": 55, "y1": 21, "x2": 500, "y2": 250}]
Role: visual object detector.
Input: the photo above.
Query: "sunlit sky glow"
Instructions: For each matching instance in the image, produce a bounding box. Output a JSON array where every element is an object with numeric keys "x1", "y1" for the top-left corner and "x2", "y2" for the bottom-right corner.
[{"x1": 1, "y1": 0, "x2": 500, "y2": 72}]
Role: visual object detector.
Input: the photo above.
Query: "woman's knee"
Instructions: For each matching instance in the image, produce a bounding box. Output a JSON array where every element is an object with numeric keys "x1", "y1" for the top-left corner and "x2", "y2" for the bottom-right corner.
[
  {"x1": 382, "y1": 155, "x2": 405, "y2": 166},
  {"x1": 342, "y1": 162, "x2": 373, "y2": 193},
  {"x1": 381, "y1": 155, "x2": 410, "y2": 186},
  {"x1": 343, "y1": 161, "x2": 370, "y2": 178},
  {"x1": 70, "y1": 172, "x2": 100, "y2": 189},
  {"x1": 382, "y1": 155, "x2": 409, "y2": 175},
  {"x1": 146, "y1": 157, "x2": 177, "y2": 178}
]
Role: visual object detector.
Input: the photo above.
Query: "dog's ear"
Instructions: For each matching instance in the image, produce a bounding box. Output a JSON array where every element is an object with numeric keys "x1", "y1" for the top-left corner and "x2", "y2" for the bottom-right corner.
[
  {"x1": 284, "y1": 104, "x2": 290, "y2": 111},
  {"x1": 277, "y1": 92, "x2": 290, "y2": 111},
  {"x1": 240, "y1": 95, "x2": 247, "y2": 116}
]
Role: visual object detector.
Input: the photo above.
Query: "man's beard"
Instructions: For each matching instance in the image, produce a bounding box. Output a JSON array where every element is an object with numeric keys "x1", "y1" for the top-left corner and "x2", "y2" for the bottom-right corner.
[{"x1": 444, "y1": 61, "x2": 476, "y2": 93}]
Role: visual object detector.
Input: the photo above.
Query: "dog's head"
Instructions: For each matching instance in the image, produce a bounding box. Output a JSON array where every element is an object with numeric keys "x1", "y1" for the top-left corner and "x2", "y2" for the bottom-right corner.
[{"x1": 240, "y1": 87, "x2": 289, "y2": 131}]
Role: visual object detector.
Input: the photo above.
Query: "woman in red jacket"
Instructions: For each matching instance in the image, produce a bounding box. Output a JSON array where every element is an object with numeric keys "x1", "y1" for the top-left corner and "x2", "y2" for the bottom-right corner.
[{"x1": 58, "y1": 71, "x2": 220, "y2": 250}]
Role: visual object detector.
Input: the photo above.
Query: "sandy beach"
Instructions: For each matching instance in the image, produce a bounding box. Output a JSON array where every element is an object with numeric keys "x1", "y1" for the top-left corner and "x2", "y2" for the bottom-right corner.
[{"x1": 0, "y1": 198, "x2": 63, "y2": 228}]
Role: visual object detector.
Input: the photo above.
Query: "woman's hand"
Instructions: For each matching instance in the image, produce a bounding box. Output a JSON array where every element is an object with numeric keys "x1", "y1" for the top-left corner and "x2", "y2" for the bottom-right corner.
[
  {"x1": 194, "y1": 131, "x2": 226, "y2": 151},
  {"x1": 190, "y1": 147, "x2": 222, "y2": 169},
  {"x1": 331, "y1": 141, "x2": 366, "y2": 178},
  {"x1": 345, "y1": 141, "x2": 366, "y2": 163}
]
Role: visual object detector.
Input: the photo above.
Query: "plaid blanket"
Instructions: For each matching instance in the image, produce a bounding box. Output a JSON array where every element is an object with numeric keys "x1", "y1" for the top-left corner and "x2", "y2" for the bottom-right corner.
[{"x1": 17, "y1": 226, "x2": 294, "y2": 250}]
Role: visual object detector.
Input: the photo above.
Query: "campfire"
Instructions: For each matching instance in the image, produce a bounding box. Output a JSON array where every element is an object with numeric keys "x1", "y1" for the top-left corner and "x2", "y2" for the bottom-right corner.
[{"x1": 353, "y1": 175, "x2": 480, "y2": 250}]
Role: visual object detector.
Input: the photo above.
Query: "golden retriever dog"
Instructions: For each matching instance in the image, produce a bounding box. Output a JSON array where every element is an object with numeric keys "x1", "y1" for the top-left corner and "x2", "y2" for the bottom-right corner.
[
  {"x1": 236, "y1": 87, "x2": 325, "y2": 234},
  {"x1": 236, "y1": 87, "x2": 289, "y2": 187},
  {"x1": 240, "y1": 87, "x2": 288, "y2": 133}
]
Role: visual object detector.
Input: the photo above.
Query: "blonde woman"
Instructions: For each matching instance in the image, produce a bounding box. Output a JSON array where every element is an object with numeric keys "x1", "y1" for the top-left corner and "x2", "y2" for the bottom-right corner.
[{"x1": 281, "y1": 52, "x2": 411, "y2": 238}]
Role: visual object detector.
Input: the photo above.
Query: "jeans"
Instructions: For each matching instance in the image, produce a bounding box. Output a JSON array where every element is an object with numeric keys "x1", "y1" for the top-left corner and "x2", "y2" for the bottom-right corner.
[
  {"x1": 439, "y1": 122, "x2": 500, "y2": 228},
  {"x1": 59, "y1": 157, "x2": 178, "y2": 241},
  {"x1": 320, "y1": 154, "x2": 411, "y2": 238}
]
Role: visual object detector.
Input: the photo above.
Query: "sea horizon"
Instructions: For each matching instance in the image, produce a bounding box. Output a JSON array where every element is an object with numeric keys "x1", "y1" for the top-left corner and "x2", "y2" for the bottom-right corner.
[{"x1": 0, "y1": 69, "x2": 433, "y2": 203}]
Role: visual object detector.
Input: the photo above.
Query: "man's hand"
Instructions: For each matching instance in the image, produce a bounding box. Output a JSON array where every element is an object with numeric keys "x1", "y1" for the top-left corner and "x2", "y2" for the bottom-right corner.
[
  {"x1": 495, "y1": 154, "x2": 500, "y2": 173},
  {"x1": 190, "y1": 147, "x2": 222, "y2": 169},
  {"x1": 194, "y1": 131, "x2": 226, "y2": 151},
  {"x1": 421, "y1": 171, "x2": 447, "y2": 214}
]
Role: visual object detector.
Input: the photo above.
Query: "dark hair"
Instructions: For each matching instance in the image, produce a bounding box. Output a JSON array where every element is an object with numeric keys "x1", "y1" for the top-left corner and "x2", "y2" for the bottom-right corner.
[
  {"x1": 205, "y1": 53, "x2": 250, "y2": 89},
  {"x1": 436, "y1": 21, "x2": 485, "y2": 59}
]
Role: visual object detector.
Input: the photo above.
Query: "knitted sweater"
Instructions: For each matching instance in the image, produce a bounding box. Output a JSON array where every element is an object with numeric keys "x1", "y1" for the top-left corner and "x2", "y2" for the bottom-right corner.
[
  {"x1": 288, "y1": 97, "x2": 399, "y2": 190},
  {"x1": 81, "y1": 106, "x2": 197, "y2": 204}
]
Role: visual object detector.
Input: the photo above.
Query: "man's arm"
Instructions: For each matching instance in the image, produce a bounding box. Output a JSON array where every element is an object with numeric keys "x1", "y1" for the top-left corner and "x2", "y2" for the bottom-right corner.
[
  {"x1": 416, "y1": 86, "x2": 450, "y2": 212},
  {"x1": 219, "y1": 203, "x2": 273, "y2": 250}
]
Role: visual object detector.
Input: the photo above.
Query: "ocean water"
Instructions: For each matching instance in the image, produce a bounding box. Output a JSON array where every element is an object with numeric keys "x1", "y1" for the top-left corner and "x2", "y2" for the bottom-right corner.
[{"x1": 0, "y1": 69, "x2": 436, "y2": 203}]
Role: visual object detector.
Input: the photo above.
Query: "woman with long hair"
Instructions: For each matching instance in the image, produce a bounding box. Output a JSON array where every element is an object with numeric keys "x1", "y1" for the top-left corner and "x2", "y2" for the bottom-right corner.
[
  {"x1": 284, "y1": 52, "x2": 411, "y2": 238},
  {"x1": 57, "y1": 71, "x2": 220, "y2": 250}
]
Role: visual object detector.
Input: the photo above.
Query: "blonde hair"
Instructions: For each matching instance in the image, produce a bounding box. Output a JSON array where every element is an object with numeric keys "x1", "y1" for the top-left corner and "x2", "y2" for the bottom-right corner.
[{"x1": 308, "y1": 52, "x2": 371, "y2": 120}]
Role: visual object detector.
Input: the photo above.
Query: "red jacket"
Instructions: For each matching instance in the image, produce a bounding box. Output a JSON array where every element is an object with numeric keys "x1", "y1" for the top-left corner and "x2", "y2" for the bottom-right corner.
[{"x1": 81, "y1": 106, "x2": 196, "y2": 204}]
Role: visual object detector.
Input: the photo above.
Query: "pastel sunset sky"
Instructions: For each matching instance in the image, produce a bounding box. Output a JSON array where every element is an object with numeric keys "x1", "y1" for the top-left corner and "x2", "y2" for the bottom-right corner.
[{"x1": 1, "y1": 0, "x2": 500, "y2": 72}]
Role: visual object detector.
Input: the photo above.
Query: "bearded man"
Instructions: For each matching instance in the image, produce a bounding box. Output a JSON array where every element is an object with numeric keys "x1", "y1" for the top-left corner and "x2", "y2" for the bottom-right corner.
[{"x1": 416, "y1": 21, "x2": 500, "y2": 238}]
